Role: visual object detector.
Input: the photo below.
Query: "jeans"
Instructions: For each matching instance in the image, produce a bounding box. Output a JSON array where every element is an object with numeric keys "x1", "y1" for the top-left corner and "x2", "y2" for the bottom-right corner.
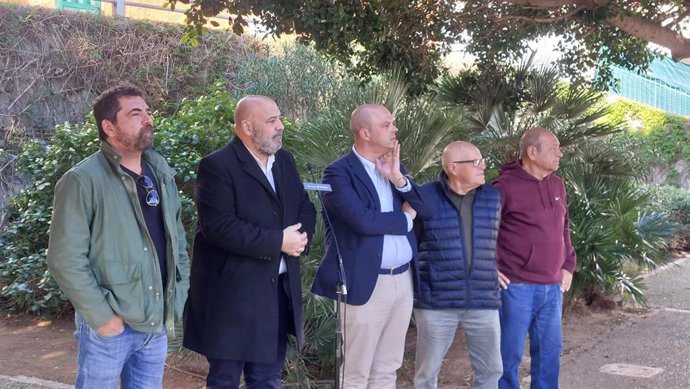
[
  {"x1": 414, "y1": 308, "x2": 502, "y2": 389},
  {"x1": 74, "y1": 313, "x2": 168, "y2": 389},
  {"x1": 498, "y1": 283, "x2": 563, "y2": 389}
]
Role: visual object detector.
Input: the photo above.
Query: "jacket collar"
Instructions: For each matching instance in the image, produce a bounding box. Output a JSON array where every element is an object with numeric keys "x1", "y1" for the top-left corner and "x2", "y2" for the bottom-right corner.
[
  {"x1": 99, "y1": 141, "x2": 173, "y2": 180},
  {"x1": 230, "y1": 137, "x2": 282, "y2": 203},
  {"x1": 345, "y1": 149, "x2": 380, "y2": 209}
]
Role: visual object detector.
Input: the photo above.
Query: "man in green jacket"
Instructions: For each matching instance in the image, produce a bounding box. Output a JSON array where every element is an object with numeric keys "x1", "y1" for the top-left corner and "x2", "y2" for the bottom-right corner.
[{"x1": 47, "y1": 84, "x2": 190, "y2": 389}]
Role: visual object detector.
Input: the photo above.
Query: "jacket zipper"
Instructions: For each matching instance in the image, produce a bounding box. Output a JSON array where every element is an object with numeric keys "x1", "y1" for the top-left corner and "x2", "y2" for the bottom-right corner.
[{"x1": 124, "y1": 174, "x2": 163, "y2": 308}]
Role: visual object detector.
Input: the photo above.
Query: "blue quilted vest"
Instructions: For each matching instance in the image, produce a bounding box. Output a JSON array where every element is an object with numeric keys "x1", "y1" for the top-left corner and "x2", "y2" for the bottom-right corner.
[{"x1": 414, "y1": 181, "x2": 501, "y2": 310}]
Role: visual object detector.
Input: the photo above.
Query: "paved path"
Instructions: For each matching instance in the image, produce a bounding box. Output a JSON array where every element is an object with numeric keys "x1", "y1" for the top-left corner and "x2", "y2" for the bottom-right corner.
[
  {"x1": 0, "y1": 376, "x2": 71, "y2": 389},
  {"x1": 559, "y1": 256, "x2": 690, "y2": 389},
  {"x1": 1, "y1": 257, "x2": 688, "y2": 389}
]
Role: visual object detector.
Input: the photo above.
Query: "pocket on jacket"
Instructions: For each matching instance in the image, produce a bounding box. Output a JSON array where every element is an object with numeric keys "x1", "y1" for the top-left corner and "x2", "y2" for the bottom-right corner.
[
  {"x1": 94, "y1": 262, "x2": 145, "y2": 323},
  {"x1": 524, "y1": 242, "x2": 565, "y2": 276},
  {"x1": 499, "y1": 242, "x2": 532, "y2": 267},
  {"x1": 95, "y1": 262, "x2": 142, "y2": 285},
  {"x1": 220, "y1": 256, "x2": 245, "y2": 282},
  {"x1": 174, "y1": 266, "x2": 188, "y2": 323}
]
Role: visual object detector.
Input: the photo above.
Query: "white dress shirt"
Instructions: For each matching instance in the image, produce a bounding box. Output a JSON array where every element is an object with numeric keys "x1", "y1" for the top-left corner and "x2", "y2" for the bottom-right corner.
[
  {"x1": 245, "y1": 145, "x2": 287, "y2": 274},
  {"x1": 352, "y1": 146, "x2": 413, "y2": 269}
]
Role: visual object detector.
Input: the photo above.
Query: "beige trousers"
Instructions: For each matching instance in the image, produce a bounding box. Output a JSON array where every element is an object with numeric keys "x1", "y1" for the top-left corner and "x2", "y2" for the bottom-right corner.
[{"x1": 341, "y1": 268, "x2": 414, "y2": 389}]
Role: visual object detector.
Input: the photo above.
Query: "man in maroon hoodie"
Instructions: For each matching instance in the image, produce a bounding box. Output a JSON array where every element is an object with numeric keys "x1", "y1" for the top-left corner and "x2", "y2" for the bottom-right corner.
[{"x1": 493, "y1": 128, "x2": 576, "y2": 389}]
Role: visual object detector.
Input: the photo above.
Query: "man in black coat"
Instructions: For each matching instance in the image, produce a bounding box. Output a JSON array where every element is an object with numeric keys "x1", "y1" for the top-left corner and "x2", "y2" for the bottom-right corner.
[{"x1": 183, "y1": 95, "x2": 316, "y2": 389}]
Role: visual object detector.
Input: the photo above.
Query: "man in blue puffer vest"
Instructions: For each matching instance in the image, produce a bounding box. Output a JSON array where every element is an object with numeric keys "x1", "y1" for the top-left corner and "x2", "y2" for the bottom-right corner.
[{"x1": 413, "y1": 141, "x2": 509, "y2": 389}]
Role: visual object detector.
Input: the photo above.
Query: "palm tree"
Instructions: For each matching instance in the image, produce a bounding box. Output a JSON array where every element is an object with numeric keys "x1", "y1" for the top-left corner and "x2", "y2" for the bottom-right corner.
[
  {"x1": 437, "y1": 62, "x2": 674, "y2": 304},
  {"x1": 564, "y1": 149, "x2": 673, "y2": 303},
  {"x1": 282, "y1": 69, "x2": 467, "y2": 385},
  {"x1": 285, "y1": 68, "x2": 467, "y2": 180}
]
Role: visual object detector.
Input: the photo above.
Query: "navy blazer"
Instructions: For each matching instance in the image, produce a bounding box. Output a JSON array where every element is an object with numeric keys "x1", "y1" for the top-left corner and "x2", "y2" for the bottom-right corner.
[
  {"x1": 311, "y1": 150, "x2": 434, "y2": 306},
  {"x1": 183, "y1": 137, "x2": 316, "y2": 363}
]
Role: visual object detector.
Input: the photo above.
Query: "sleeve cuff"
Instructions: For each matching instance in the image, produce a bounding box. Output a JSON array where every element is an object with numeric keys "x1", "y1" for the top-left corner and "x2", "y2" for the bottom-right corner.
[
  {"x1": 395, "y1": 177, "x2": 412, "y2": 193},
  {"x1": 404, "y1": 212, "x2": 413, "y2": 231}
]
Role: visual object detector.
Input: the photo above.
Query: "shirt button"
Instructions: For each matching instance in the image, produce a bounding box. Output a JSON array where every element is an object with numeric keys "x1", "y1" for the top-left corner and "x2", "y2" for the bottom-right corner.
[
  {"x1": 150, "y1": 322, "x2": 155, "y2": 326},
  {"x1": 148, "y1": 286, "x2": 153, "y2": 290},
  {"x1": 144, "y1": 247, "x2": 148, "y2": 251}
]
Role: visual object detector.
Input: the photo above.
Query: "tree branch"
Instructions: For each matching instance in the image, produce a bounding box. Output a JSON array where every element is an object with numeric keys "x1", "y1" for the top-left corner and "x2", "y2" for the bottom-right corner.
[
  {"x1": 606, "y1": 14, "x2": 690, "y2": 60},
  {"x1": 662, "y1": 6, "x2": 690, "y2": 29},
  {"x1": 501, "y1": 0, "x2": 609, "y2": 8},
  {"x1": 498, "y1": 5, "x2": 586, "y2": 23},
  {"x1": 500, "y1": 0, "x2": 690, "y2": 60},
  {"x1": 502, "y1": 0, "x2": 579, "y2": 6}
]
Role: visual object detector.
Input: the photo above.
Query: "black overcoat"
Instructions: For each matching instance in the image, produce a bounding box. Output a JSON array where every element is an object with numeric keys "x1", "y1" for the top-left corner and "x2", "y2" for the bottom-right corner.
[{"x1": 183, "y1": 137, "x2": 316, "y2": 362}]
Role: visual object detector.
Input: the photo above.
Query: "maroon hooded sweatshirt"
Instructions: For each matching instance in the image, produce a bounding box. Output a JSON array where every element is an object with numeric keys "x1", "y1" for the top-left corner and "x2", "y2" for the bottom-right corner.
[{"x1": 493, "y1": 160, "x2": 576, "y2": 284}]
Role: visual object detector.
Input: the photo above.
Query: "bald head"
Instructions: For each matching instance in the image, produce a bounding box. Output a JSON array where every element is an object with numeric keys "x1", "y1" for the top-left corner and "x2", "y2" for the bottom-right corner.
[
  {"x1": 234, "y1": 95, "x2": 284, "y2": 159},
  {"x1": 519, "y1": 127, "x2": 554, "y2": 159},
  {"x1": 442, "y1": 141, "x2": 486, "y2": 194},
  {"x1": 442, "y1": 141, "x2": 478, "y2": 172},
  {"x1": 350, "y1": 104, "x2": 387, "y2": 136},
  {"x1": 234, "y1": 95, "x2": 277, "y2": 133},
  {"x1": 519, "y1": 127, "x2": 562, "y2": 179}
]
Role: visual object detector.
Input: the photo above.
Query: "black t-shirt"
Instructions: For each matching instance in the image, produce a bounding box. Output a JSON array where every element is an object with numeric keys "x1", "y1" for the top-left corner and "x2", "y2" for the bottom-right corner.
[{"x1": 122, "y1": 162, "x2": 168, "y2": 290}]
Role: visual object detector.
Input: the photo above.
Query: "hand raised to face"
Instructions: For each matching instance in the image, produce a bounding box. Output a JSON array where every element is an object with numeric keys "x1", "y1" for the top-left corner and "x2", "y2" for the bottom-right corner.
[{"x1": 376, "y1": 140, "x2": 405, "y2": 187}]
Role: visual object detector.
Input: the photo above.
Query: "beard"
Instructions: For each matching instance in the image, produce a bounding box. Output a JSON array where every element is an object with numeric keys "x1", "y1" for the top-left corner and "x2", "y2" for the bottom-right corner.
[
  {"x1": 253, "y1": 131, "x2": 282, "y2": 156},
  {"x1": 116, "y1": 125, "x2": 154, "y2": 151}
]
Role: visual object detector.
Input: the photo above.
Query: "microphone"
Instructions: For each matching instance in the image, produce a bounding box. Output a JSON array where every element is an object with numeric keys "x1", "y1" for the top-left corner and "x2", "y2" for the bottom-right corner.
[{"x1": 306, "y1": 163, "x2": 347, "y2": 296}]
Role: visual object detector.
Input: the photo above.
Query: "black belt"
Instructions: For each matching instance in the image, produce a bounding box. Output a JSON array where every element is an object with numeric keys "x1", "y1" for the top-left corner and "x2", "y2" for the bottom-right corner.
[{"x1": 378, "y1": 262, "x2": 409, "y2": 275}]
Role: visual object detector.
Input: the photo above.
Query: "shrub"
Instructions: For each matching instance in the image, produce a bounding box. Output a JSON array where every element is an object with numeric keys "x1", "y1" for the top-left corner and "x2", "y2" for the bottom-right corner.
[
  {"x1": 0, "y1": 85, "x2": 239, "y2": 314},
  {"x1": 607, "y1": 99, "x2": 690, "y2": 186},
  {"x1": 0, "y1": 3, "x2": 259, "y2": 135},
  {"x1": 155, "y1": 82, "x2": 238, "y2": 197},
  {"x1": 565, "y1": 166, "x2": 674, "y2": 304},
  {"x1": 282, "y1": 70, "x2": 467, "y2": 384},
  {"x1": 605, "y1": 99, "x2": 667, "y2": 135},
  {"x1": 647, "y1": 185, "x2": 690, "y2": 226},
  {"x1": 0, "y1": 121, "x2": 100, "y2": 314},
  {"x1": 439, "y1": 62, "x2": 675, "y2": 304},
  {"x1": 0, "y1": 86, "x2": 326, "y2": 383},
  {"x1": 231, "y1": 41, "x2": 359, "y2": 121},
  {"x1": 644, "y1": 184, "x2": 690, "y2": 251}
]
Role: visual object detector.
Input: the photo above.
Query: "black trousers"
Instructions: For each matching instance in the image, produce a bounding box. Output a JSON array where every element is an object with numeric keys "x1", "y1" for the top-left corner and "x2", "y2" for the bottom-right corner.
[{"x1": 206, "y1": 273, "x2": 292, "y2": 389}]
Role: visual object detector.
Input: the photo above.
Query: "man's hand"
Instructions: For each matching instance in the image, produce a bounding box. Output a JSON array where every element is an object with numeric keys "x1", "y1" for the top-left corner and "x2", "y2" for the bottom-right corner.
[
  {"x1": 376, "y1": 141, "x2": 405, "y2": 187},
  {"x1": 96, "y1": 315, "x2": 124, "y2": 337},
  {"x1": 498, "y1": 271, "x2": 511, "y2": 290},
  {"x1": 561, "y1": 269, "x2": 573, "y2": 292},
  {"x1": 402, "y1": 201, "x2": 417, "y2": 220},
  {"x1": 282, "y1": 223, "x2": 308, "y2": 257}
]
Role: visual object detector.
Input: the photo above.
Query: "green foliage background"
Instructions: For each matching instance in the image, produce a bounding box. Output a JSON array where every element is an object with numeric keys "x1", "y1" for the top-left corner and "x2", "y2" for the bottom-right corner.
[
  {"x1": 1, "y1": 7, "x2": 689, "y2": 384},
  {"x1": 0, "y1": 3, "x2": 260, "y2": 137},
  {"x1": 605, "y1": 99, "x2": 690, "y2": 186}
]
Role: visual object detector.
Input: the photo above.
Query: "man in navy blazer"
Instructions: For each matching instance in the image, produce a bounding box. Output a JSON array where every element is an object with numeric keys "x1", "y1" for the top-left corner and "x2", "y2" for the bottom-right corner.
[
  {"x1": 311, "y1": 104, "x2": 434, "y2": 388},
  {"x1": 183, "y1": 95, "x2": 316, "y2": 389}
]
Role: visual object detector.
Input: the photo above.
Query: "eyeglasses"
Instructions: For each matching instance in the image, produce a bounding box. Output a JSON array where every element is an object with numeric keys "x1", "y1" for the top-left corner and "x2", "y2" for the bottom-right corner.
[
  {"x1": 136, "y1": 175, "x2": 160, "y2": 207},
  {"x1": 452, "y1": 157, "x2": 488, "y2": 167}
]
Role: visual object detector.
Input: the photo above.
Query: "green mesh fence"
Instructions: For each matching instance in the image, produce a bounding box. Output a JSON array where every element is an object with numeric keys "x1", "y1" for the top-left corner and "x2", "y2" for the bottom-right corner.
[{"x1": 609, "y1": 57, "x2": 690, "y2": 117}]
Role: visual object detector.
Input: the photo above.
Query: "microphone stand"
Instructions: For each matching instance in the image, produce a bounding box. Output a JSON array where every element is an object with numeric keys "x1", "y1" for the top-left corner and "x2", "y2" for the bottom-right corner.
[{"x1": 307, "y1": 164, "x2": 347, "y2": 389}]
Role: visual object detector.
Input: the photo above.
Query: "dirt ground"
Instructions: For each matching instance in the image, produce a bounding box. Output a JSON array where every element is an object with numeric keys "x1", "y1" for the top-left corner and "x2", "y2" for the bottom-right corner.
[{"x1": 0, "y1": 299, "x2": 635, "y2": 389}]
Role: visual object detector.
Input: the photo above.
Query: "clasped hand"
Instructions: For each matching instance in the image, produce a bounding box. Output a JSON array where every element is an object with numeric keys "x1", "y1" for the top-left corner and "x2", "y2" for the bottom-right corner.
[{"x1": 282, "y1": 223, "x2": 308, "y2": 257}]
